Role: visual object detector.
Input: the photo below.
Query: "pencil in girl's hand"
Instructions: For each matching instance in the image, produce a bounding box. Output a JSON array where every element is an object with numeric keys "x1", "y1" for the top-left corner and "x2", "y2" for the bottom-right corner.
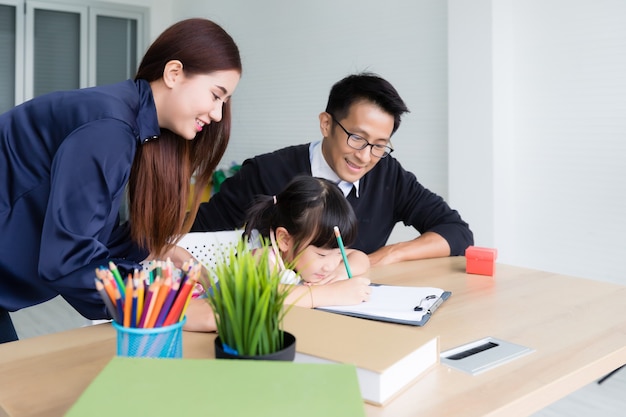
[{"x1": 334, "y1": 226, "x2": 353, "y2": 279}]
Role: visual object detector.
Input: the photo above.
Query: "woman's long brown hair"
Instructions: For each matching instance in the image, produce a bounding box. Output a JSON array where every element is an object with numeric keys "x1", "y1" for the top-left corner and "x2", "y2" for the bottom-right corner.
[{"x1": 129, "y1": 18, "x2": 241, "y2": 256}]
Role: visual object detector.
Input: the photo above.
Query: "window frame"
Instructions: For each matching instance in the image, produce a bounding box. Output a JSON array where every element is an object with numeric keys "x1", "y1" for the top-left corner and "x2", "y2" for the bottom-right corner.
[
  {"x1": 0, "y1": 0, "x2": 148, "y2": 106},
  {"x1": 24, "y1": 1, "x2": 88, "y2": 101},
  {"x1": 88, "y1": 6, "x2": 147, "y2": 86},
  {"x1": 0, "y1": 0, "x2": 23, "y2": 106}
]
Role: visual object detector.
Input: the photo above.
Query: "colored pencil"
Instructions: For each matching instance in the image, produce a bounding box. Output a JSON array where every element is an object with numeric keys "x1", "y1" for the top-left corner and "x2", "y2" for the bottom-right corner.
[
  {"x1": 138, "y1": 280, "x2": 160, "y2": 328},
  {"x1": 153, "y1": 261, "x2": 162, "y2": 284},
  {"x1": 146, "y1": 277, "x2": 170, "y2": 328},
  {"x1": 178, "y1": 284, "x2": 195, "y2": 323},
  {"x1": 162, "y1": 277, "x2": 194, "y2": 326},
  {"x1": 333, "y1": 226, "x2": 352, "y2": 278},
  {"x1": 114, "y1": 287, "x2": 124, "y2": 324},
  {"x1": 95, "y1": 278, "x2": 118, "y2": 322},
  {"x1": 179, "y1": 264, "x2": 201, "y2": 321},
  {"x1": 96, "y1": 259, "x2": 202, "y2": 328},
  {"x1": 123, "y1": 275, "x2": 133, "y2": 327},
  {"x1": 154, "y1": 280, "x2": 180, "y2": 327},
  {"x1": 108, "y1": 261, "x2": 126, "y2": 297},
  {"x1": 130, "y1": 292, "x2": 138, "y2": 328},
  {"x1": 96, "y1": 269, "x2": 117, "y2": 306},
  {"x1": 134, "y1": 271, "x2": 145, "y2": 327}
]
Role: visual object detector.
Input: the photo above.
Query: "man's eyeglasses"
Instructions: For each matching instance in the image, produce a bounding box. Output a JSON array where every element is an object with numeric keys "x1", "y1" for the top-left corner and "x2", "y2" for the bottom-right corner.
[{"x1": 330, "y1": 114, "x2": 393, "y2": 159}]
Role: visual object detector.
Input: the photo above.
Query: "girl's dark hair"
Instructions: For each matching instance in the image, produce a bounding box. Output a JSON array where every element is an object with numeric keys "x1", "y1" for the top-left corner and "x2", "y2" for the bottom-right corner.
[
  {"x1": 128, "y1": 18, "x2": 241, "y2": 255},
  {"x1": 244, "y1": 176, "x2": 358, "y2": 254},
  {"x1": 325, "y1": 72, "x2": 409, "y2": 136}
]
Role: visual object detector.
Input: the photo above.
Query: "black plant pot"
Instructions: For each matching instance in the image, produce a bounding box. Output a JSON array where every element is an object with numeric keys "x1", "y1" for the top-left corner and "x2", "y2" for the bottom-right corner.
[{"x1": 214, "y1": 331, "x2": 296, "y2": 361}]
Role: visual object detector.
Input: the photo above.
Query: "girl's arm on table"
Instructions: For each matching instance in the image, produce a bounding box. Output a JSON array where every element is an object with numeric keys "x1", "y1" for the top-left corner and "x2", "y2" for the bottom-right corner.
[
  {"x1": 183, "y1": 276, "x2": 372, "y2": 332},
  {"x1": 284, "y1": 277, "x2": 371, "y2": 308}
]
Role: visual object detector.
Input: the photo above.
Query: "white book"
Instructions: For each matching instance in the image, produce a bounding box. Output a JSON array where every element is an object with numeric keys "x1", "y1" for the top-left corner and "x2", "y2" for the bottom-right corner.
[{"x1": 283, "y1": 306, "x2": 440, "y2": 406}]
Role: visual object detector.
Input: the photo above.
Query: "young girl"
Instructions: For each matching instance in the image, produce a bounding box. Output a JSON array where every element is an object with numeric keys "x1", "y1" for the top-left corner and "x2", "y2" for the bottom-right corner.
[
  {"x1": 183, "y1": 176, "x2": 372, "y2": 332},
  {"x1": 243, "y1": 175, "x2": 372, "y2": 308},
  {"x1": 0, "y1": 18, "x2": 241, "y2": 342}
]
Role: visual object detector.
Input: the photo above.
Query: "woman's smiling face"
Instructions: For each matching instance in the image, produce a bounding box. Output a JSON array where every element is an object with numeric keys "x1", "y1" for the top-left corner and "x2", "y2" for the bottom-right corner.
[{"x1": 160, "y1": 68, "x2": 240, "y2": 140}]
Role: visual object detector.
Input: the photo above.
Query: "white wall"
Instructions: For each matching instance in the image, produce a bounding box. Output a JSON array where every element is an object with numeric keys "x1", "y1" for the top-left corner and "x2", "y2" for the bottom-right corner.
[
  {"x1": 513, "y1": 0, "x2": 626, "y2": 285},
  {"x1": 167, "y1": 1, "x2": 625, "y2": 285},
  {"x1": 174, "y1": 0, "x2": 450, "y2": 244},
  {"x1": 450, "y1": 0, "x2": 626, "y2": 285}
]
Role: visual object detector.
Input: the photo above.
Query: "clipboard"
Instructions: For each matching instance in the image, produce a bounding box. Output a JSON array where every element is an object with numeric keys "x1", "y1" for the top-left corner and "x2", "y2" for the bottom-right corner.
[{"x1": 316, "y1": 285, "x2": 451, "y2": 326}]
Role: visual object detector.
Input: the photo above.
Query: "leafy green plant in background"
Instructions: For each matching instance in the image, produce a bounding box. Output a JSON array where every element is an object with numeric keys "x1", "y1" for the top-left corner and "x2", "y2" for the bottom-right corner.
[{"x1": 205, "y1": 239, "x2": 294, "y2": 356}]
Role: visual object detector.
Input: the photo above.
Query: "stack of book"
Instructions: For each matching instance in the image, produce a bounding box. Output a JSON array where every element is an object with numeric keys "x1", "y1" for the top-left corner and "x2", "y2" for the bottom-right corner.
[{"x1": 284, "y1": 306, "x2": 440, "y2": 406}]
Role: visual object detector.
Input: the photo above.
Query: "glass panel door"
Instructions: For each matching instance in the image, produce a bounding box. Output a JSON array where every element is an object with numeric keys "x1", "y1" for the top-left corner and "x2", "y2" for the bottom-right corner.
[
  {"x1": 96, "y1": 15, "x2": 138, "y2": 85},
  {"x1": 0, "y1": 4, "x2": 16, "y2": 113},
  {"x1": 33, "y1": 8, "x2": 81, "y2": 96},
  {"x1": 24, "y1": 1, "x2": 87, "y2": 100}
]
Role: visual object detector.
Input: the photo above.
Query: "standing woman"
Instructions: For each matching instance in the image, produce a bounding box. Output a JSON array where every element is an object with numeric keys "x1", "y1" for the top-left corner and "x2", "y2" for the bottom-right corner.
[{"x1": 0, "y1": 18, "x2": 241, "y2": 343}]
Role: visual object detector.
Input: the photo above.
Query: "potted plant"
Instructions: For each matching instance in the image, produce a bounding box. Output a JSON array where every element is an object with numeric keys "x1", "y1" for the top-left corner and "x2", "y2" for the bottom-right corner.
[{"x1": 205, "y1": 238, "x2": 296, "y2": 360}]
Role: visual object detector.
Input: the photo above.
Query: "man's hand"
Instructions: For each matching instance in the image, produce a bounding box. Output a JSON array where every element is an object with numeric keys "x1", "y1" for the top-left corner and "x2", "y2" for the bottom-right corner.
[{"x1": 368, "y1": 232, "x2": 452, "y2": 267}]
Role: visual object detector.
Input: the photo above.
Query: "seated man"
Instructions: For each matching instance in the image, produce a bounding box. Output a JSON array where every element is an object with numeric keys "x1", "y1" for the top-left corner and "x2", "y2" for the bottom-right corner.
[{"x1": 192, "y1": 72, "x2": 473, "y2": 266}]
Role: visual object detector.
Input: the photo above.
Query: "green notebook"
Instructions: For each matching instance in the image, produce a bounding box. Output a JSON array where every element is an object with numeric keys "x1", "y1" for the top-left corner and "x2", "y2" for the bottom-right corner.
[{"x1": 64, "y1": 357, "x2": 366, "y2": 417}]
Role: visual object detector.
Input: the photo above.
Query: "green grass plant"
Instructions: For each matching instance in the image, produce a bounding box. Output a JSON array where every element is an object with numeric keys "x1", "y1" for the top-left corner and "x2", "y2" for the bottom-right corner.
[{"x1": 205, "y1": 239, "x2": 294, "y2": 356}]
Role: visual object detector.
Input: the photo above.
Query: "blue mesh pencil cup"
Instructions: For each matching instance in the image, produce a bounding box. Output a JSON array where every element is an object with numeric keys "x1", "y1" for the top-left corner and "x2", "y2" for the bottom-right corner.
[{"x1": 113, "y1": 318, "x2": 185, "y2": 358}]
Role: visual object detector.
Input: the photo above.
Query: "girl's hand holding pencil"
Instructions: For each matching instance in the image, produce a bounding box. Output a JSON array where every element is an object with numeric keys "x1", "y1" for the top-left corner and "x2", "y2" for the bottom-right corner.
[{"x1": 94, "y1": 258, "x2": 201, "y2": 328}]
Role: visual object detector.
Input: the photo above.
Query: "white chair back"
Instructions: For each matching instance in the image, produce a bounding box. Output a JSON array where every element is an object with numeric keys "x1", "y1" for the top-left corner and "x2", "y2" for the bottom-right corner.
[{"x1": 176, "y1": 230, "x2": 243, "y2": 270}]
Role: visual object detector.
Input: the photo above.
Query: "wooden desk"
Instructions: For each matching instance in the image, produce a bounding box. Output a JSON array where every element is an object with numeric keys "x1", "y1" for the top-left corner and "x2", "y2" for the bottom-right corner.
[{"x1": 1, "y1": 257, "x2": 625, "y2": 417}]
